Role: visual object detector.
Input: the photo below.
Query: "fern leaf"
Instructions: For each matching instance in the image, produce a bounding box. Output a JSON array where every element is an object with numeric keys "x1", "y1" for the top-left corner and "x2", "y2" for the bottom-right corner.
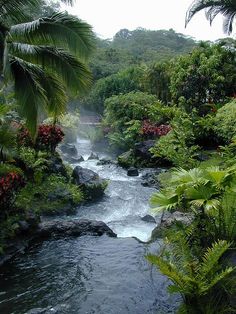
[{"x1": 198, "y1": 240, "x2": 231, "y2": 281}]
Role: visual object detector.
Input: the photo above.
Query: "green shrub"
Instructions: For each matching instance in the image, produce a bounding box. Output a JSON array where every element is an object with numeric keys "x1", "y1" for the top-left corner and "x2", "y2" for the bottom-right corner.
[
  {"x1": 15, "y1": 174, "x2": 83, "y2": 215},
  {"x1": 213, "y1": 99, "x2": 236, "y2": 144},
  {"x1": 151, "y1": 113, "x2": 199, "y2": 168},
  {"x1": 147, "y1": 235, "x2": 235, "y2": 313}
]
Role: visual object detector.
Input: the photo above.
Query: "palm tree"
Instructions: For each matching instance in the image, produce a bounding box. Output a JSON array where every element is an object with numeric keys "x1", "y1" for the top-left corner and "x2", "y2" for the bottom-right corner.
[
  {"x1": 185, "y1": 0, "x2": 236, "y2": 35},
  {"x1": 0, "y1": 0, "x2": 95, "y2": 135}
]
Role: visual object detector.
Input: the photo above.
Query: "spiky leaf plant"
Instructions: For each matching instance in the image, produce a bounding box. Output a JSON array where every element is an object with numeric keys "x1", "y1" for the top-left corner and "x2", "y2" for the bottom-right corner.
[{"x1": 147, "y1": 236, "x2": 235, "y2": 313}]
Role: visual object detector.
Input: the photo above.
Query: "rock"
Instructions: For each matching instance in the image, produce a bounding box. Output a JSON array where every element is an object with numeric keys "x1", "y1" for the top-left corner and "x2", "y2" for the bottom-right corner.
[
  {"x1": 18, "y1": 220, "x2": 30, "y2": 233},
  {"x1": 60, "y1": 144, "x2": 78, "y2": 156},
  {"x1": 134, "y1": 140, "x2": 156, "y2": 160},
  {"x1": 97, "y1": 158, "x2": 113, "y2": 166},
  {"x1": 141, "y1": 215, "x2": 156, "y2": 223},
  {"x1": 161, "y1": 211, "x2": 194, "y2": 227},
  {"x1": 25, "y1": 211, "x2": 39, "y2": 229},
  {"x1": 65, "y1": 155, "x2": 84, "y2": 164},
  {"x1": 37, "y1": 219, "x2": 117, "y2": 238},
  {"x1": 87, "y1": 152, "x2": 99, "y2": 160},
  {"x1": 151, "y1": 211, "x2": 194, "y2": 240},
  {"x1": 141, "y1": 171, "x2": 161, "y2": 188},
  {"x1": 47, "y1": 155, "x2": 68, "y2": 178},
  {"x1": 127, "y1": 167, "x2": 139, "y2": 176},
  {"x1": 72, "y1": 166, "x2": 107, "y2": 200}
]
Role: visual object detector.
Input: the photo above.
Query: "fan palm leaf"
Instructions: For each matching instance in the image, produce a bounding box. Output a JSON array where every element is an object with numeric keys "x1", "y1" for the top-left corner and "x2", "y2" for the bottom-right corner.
[
  {"x1": 204, "y1": 166, "x2": 231, "y2": 188},
  {"x1": 185, "y1": 0, "x2": 236, "y2": 34},
  {"x1": 171, "y1": 167, "x2": 207, "y2": 187},
  {"x1": 150, "y1": 190, "x2": 179, "y2": 212}
]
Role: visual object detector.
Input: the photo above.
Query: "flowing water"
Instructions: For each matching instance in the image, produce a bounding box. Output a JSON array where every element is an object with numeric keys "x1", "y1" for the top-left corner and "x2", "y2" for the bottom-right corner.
[{"x1": 0, "y1": 136, "x2": 179, "y2": 314}]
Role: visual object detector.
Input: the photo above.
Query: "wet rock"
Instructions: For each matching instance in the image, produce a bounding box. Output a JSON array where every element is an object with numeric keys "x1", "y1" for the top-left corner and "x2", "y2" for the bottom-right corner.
[
  {"x1": 47, "y1": 155, "x2": 68, "y2": 178},
  {"x1": 162, "y1": 211, "x2": 194, "y2": 227},
  {"x1": 87, "y1": 152, "x2": 99, "y2": 160},
  {"x1": 134, "y1": 140, "x2": 156, "y2": 159},
  {"x1": 18, "y1": 220, "x2": 30, "y2": 233},
  {"x1": 65, "y1": 155, "x2": 84, "y2": 164},
  {"x1": 151, "y1": 211, "x2": 194, "y2": 240},
  {"x1": 25, "y1": 211, "x2": 40, "y2": 229},
  {"x1": 127, "y1": 167, "x2": 139, "y2": 176},
  {"x1": 60, "y1": 144, "x2": 78, "y2": 156},
  {"x1": 97, "y1": 158, "x2": 113, "y2": 166},
  {"x1": 72, "y1": 166, "x2": 107, "y2": 200},
  {"x1": 37, "y1": 219, "x2": 117, "y2": 238},
  {"x1": 141, "y1": 215, "x2": 156, "y2": 223},
  {"x1": 141, "y1": 171, "x2": 161, "y2": 188}
]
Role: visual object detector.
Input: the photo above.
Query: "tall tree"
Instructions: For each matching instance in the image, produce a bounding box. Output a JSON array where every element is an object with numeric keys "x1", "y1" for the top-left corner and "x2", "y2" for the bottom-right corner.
[
  {"x1": 0, "y1": 0, "x2": 95, "y2": 135},
  {"x1": 185, "y1": 0, "x2": 236, "y2": 34}
]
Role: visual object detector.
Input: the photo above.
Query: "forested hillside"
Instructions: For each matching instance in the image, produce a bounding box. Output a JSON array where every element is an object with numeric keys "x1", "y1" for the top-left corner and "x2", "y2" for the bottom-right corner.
[{"x1": 89, "y1": 28, "x2": 197, "y2": 80}]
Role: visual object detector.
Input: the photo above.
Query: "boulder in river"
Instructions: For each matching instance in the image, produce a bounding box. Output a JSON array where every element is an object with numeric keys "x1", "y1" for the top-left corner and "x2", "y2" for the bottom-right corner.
[
  {"x1": 65, "y1": 155, "x2": 84, "y2": 164},
  {"x1": 141, "y1": 215, "x2": 156, "y2": 223},
  {"x1": 37, "y1": 219, "x2": 117, "y2": 238},
  {"x1": 127, "y1": 167, "x2": 139, "y2": 176},
  {"x1": 60, "y1": 144, "x2": 78, "y2": 156},
  {"x1": 134, "y1": 140, "x2": 156, "y2": 160},
  {"x1": 72, "y1": 166, "x2": 107, "y2": 200},
  {"x1": 47, "y1": 155, "x2": 69, "y2": 179},
  {"x1": 97, "y1": 158, "x2": 113, "y2": 166}
]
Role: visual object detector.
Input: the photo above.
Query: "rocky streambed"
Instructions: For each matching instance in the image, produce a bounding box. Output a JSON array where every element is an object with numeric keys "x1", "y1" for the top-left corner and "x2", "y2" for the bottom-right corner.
[{"x1": 0, "y1": 136, "x2": 180, "y2": 314}]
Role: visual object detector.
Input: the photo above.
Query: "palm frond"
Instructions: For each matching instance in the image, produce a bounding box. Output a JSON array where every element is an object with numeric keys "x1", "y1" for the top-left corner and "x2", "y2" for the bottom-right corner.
[
  {"x1": 9, "y1": 57, "x2": 48, "y2": 136},
  {"x1": 10, "y1": 12, "x2": 95, "y2": 59},
  {"x1": 9, "y1": 43, "x2": 92, "y2": 94},
  {"x1": 185, "y1": 183, "x2": 217, "y2": 203},
  {"x1": 39, "y1": 72, "x2": 68, "y2": 118},
  {"x1": 0, "y1": 0, "x2": 41, "y2": 24},
  {"x1": 9, "y1": 56, "x2": 71, "y2": 136},
  {"x1": 171, "y1": 167, "x2": 206, "y2": 186},
  {"x1": 150, "y1": 190, "x2": 179, "y2": 212},
  {"x1": 204, "y1": 166, "x2": 229, "y2": 187},
  {"x1": 185, "y1": 0, "x2": 236, "y2": 34}
]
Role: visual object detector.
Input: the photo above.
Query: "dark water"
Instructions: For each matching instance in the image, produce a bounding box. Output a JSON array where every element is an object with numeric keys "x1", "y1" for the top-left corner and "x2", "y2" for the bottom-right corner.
[
  {"x1": 0, "y1": 136, "x2": 180, "y2": 313},
  {"x1": 0, "y1": 236, "x2": 179, "y2": 314}
]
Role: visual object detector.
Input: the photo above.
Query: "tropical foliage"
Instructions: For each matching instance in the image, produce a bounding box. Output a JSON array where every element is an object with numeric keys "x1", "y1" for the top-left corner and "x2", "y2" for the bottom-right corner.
[
  {"x1": 0, "y1": 0, "x2": 95, "y2": 135},
  {"x1": 186, "y1": 0, "x2": 236, "y2": 34}
]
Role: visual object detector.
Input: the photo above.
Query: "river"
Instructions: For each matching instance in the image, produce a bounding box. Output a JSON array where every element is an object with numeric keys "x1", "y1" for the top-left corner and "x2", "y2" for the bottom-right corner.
[{"x1": 0, "y1": 136, "x2": 179, "y2": 314}]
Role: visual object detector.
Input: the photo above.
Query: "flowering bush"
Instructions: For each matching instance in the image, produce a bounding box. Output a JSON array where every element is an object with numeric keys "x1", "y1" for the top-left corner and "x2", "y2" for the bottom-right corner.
[
  {"x1": 0, "y1": 172, "x2": 25, "y2": 213},
  {"x1": 17, "y1": 126, "x2": 33, "y2": 147},
  {"x1": 36, "y1": 125, "x2": 64, "y2": 152},
  {"x1": 17, "y1": 124, "x2": 64, "y2": 152},
  {"x1": 141, "y1": 120, "x2": 171, "y2": 137}
]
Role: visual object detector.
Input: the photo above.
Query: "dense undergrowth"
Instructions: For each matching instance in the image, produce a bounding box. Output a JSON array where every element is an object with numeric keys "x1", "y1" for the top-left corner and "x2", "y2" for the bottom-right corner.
[
  {"x1": 0, "y1": 108, "x2": 84, "y2": 253},
  {"x1": 86, "y1": 39, "x2": 236, "y2": 313}
]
